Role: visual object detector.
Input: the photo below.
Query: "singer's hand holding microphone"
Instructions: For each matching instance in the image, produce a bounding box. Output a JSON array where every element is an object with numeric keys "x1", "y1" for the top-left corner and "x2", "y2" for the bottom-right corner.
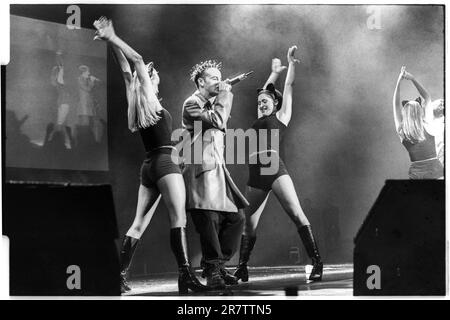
[
  {"x1": 90, "y1": 75, "x2": 101, "y2": 82},
  {"x1": 218, "y1": 81, "x2": 232, "y2": 92}
]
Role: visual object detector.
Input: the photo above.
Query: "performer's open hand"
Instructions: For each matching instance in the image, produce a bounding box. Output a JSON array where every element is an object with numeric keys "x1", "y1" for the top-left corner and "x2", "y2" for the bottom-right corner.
[
  {"x1": 398, "y1": 66, "x2": 406, "y2": 80},
  {"x1": 287, "y1": 45, "x2": 300, "y2": 64},
  {"x1": 93, "y1": 16, "x2": 115, "y2": 41},
  {"x1": 272, "y1": 58, "x2": 287, "y2": 74},
  {"x1": 218, "y1": 81, "x2": 232, "y2": 92}
]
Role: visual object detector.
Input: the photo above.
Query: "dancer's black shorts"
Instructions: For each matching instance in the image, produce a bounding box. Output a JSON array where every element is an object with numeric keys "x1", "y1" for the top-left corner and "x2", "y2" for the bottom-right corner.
[
  {"x1": 247, "y1": 153, "x2": 289, "y2": 192},
  {"x1": 140, "y1": 148, "x2": 181, "y2": 188}
]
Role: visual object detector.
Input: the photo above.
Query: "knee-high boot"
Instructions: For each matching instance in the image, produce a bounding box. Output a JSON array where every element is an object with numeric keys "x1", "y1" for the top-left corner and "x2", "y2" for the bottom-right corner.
[
  {"x1": 170, "y1": 227, "x2": 209, "y2": 294},
  {"x1": 298, "y1": 225, "x2": 323, "y2": 281},
  {"x1": 119, "y1": 236, "x2": 139, "y2": 292},
  {"x1": 233, "y1": 234, "x2": 257, "y2": 282}
]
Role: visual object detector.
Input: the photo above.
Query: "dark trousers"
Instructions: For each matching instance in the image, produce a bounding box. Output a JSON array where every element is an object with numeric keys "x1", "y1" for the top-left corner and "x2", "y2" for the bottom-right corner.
[{"x1": 190, "y1": 209, "x2": 245, "y2": 269}]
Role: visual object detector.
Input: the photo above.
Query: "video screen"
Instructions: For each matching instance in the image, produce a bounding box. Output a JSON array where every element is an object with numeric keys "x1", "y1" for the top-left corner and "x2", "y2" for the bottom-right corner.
[{"x1": 6, "y1": 15, "x2": 108, "y2": 171}]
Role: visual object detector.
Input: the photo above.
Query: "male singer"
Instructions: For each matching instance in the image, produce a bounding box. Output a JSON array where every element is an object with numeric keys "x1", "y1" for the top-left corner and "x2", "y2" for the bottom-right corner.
[{"x1": 181, "y1": 60, "x2": 248, "y2": 289}]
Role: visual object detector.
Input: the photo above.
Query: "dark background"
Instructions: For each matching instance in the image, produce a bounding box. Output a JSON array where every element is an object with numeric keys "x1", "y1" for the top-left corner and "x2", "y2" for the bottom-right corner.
[{"x1": 4, "y1": 4, "x2": 444, "y2": 276}]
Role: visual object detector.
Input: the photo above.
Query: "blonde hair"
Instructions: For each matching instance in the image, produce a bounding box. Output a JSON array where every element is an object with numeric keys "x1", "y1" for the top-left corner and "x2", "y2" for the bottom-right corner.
[
  {"x1": 399, "y1": 101, "x2": 425, "y2": 143},
  {"x1": 127, "y1": 72, "x2": 161, "y2": 132}
]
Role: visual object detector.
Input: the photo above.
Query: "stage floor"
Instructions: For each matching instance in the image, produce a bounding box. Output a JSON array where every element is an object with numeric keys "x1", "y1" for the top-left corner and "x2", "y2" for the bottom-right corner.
[{"x1": 124, "y1": 264, "x2": 353, "y2": 296}]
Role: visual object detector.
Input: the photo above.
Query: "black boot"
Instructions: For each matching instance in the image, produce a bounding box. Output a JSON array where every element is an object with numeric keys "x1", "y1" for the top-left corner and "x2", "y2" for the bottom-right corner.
[
  {"x1": 119, "y1": 236, "x2": 139, "y2": 293},
  {"x1": 233, "y1": 234, "x2": 256, "y2": 282},
  {"x1": 170, "y1": 227, "x2": 209, "y2": 294},
  {"x1": 298, "y1": 225, "x2": 323, "y2": 281},
  {"x1": 200, "y1": 257, "x2": 207, "y2": 278},
  {"x1": 205, "y1": 265, "x2": 226, "y2": 290},
  {"x1": 65, "y1": 126, "x2": 74, "y2": 149}
]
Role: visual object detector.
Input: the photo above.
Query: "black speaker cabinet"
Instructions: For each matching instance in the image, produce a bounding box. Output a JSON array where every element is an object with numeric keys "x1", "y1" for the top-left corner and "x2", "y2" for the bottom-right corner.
[
  {"x1": 3, "y1": 181, "x2": 121, "y2": 296},
  {"x1": 354, "y1": 180, "x2": 445, "y2": 296}
]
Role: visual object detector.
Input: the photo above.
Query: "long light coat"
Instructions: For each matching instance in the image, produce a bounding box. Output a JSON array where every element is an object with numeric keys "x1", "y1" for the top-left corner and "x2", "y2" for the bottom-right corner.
[{"x1": 181, "y1": 89, "x2": 248, "y2": 213}]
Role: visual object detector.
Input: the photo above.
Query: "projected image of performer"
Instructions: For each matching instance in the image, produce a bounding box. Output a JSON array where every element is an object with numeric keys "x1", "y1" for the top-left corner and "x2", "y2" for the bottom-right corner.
[
  {"x1": 234, "y1": 46, "x2": 323, "y2": 283},
  {"x1": 392, "y1": 66, "x2": 444, "y2": 179},
  {"x1": 93, "y1": 17, "x2": 208, "y2": 295},
  {"x1": 48, "y1": 50, "x2": 72, "y2": 149},
  {"x1": 182, "y1": 60, "x2": 249, "y2": 289},
  {"x1": 77, "y1": 65, "x2": 100, "y2": 134}
]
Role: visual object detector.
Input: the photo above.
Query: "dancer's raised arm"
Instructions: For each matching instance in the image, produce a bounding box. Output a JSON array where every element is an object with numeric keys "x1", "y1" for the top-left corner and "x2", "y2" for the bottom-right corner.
[
  {"x1": 93, "y1": 18, "x2": 131, "y2": 84},
  {"x1": 402, "y1": 70, "x2": 433, "y2": 123},
  {"x1": 93, "y1": 16, "x2": 162, "y2": 131},
  {"x1": 93, "y1": 17, "x2": 157, "y2": 102},
  {"x1": 278, "y1": 45, "x2": 300, "y2": 126},
  {"x1": 263, "y1": 58, "x2": 287, "y2": 89},
  {"x1": 110, "y1": 42, "x2": 132, "y2": 85},
  {"x1": 258, "y1": 58, "x2": 287, "y2": 119},
  {"x1": 392, "y1": 66, "x2": 405, "y2": 133},
  {"x1": 113, "y1": 47, "x2": 132, "y2": 83}
]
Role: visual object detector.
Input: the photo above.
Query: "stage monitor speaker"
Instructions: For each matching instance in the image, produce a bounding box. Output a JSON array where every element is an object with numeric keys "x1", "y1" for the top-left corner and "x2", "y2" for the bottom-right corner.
[
  {"x1": 3, "y1": 181, "x2": 121, "y2": 296},
  {"x1": 354, "y1": 180, "x2": 445, "y2": 296}
]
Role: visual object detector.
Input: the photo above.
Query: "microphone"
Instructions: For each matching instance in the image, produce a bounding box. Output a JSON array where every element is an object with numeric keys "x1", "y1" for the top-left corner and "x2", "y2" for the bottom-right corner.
[{"x1": 227, "y1": 71, "x2": 253, "y2": 85}]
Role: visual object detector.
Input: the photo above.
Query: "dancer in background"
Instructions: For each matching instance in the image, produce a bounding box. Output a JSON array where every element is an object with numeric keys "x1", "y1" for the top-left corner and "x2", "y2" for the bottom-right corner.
[
  {"x1": 234, "y1": 46, "x2": 323, "y2": 283},
  {"x1": 392, "y1": 66, "x2": 444, "y2": 179},
  {"x1": 93, "y1": 17, "x2": 207, "y2": 294},
  {"x1": 429, "y1": 99, "x2": 444, "y2": 166}
]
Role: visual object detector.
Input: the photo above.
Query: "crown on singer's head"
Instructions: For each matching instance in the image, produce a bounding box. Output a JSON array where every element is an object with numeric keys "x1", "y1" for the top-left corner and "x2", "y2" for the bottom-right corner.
[{"x1": 189, "y1": 60, "x2": 223, "y2": 84}]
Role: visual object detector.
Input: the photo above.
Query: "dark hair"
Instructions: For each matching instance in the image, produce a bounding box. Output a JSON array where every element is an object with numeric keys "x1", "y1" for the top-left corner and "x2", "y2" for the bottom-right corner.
[
  {"x1": 402, "y1": 96, "x2": 422, "y2": 107},
  {"x1": 257, "y1": 83, "x2": 283, "y2": 111},
  {"x1": 189, "y1": 60, "x2": 222, "y2": 88}
]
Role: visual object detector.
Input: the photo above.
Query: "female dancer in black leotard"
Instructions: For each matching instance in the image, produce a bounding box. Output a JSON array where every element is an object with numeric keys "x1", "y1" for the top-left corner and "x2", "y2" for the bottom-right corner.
[
  {"x1": 93, "y1": 17, "x2": 207, "y2": 294},
  {"x1": 392, "y1": 66, "x2": 443, "y2": 179},
  {"x1": 234, "y1": 46, "x2": 323, "y2": 282}
]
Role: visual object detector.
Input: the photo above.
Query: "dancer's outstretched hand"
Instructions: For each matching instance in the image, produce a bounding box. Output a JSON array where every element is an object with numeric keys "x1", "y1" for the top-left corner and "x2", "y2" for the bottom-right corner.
[
  {"x1": 272, "y1": 58, "x2": 287, "y2": 74},
  {"x1": 287, "y1": 45, "x2": 300, "y2": 64},
  {"x1": 398, "y1": 66, "x2": 406, "y2": 80},
  {"x1": 93, "y1": 16, "x2": 115, "y2": 41}
]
